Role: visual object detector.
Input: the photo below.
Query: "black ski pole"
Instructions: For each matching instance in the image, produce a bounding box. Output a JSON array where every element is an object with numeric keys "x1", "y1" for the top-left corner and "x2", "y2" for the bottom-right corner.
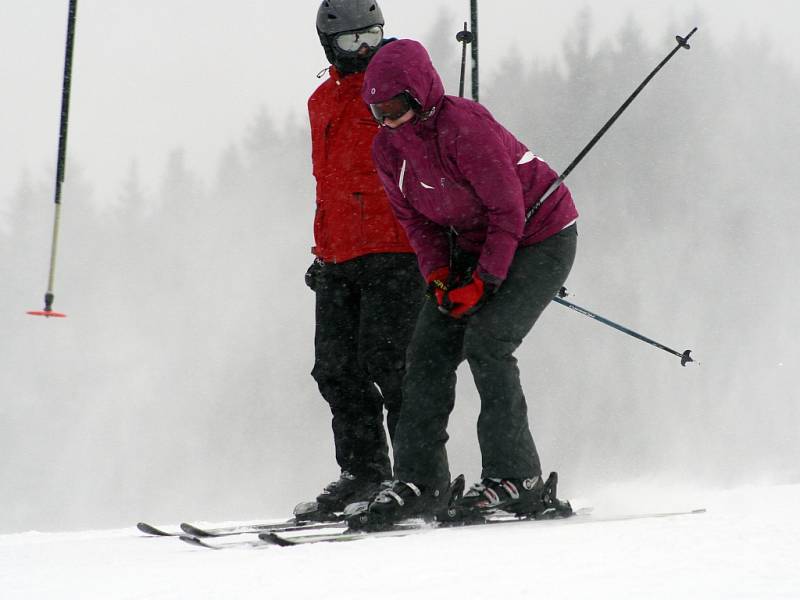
[
  {"x1": 553, "y1": 288, "x2": 694, "y2": 366},
  {"x1": 470, "y1": 0, "x2": 479, "y2": 102},
  {"x1": 447, "y1": 22, "x2": 475, "y2": 291},
  {"x1": 28, "y1": 0, "x2": 77, "y2": 319},
  {"x1": 456, "y1": 22, "x2": 474, "y2": 99},
  {"x1": 526, "y1": 27, "x2": 698, "y2": 221}
]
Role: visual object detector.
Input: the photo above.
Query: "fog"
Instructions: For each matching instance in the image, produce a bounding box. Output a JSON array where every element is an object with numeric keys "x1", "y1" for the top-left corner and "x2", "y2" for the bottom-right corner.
[{"x1": 1, "y1": 2, "x2": 799, "y2": 534}]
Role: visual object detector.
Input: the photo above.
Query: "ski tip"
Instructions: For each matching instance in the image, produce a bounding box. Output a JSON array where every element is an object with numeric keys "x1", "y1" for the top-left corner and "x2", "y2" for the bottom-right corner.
[
  {"x1": 180, "y1": 522, "x2": 215, "y2": 537},
  {"x1": 137, "y1": 522, "x2": 172, "y2": 536},
  {"x1": 179, "y1": 535, "x2": 219, "y2": 549},
  {"x1": 258, "y1": 532, "x2": 296, "y2": 547},
  {"x1": 27, "y1": 310, "x2": 67, "y2": 318}
]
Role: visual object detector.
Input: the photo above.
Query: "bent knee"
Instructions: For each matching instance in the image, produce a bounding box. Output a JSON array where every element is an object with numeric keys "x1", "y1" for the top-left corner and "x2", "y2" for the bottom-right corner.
[{"x1": 463, "y1": 329, "x2": 519, "y2": 363}]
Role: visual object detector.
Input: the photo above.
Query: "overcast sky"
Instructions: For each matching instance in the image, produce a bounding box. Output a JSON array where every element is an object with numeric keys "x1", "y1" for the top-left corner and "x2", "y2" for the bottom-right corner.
[{"x1": 2, "y1": 0, "x2": 799, "y2": 210}]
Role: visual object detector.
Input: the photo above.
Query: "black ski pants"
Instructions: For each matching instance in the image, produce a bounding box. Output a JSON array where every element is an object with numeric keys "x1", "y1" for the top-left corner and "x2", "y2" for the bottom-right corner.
[
  {"x1": 394, "y1": 225, "x2": 578, "y2": 489},
  {"x1": 311, "y1": 252, "x2": 424, "y2": 481}
]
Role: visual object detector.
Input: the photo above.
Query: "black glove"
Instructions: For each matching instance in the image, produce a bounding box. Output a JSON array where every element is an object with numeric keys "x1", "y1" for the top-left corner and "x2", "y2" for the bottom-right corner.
[{"x1": 305, "y1": 258, "x2": 325, "y2": 291}]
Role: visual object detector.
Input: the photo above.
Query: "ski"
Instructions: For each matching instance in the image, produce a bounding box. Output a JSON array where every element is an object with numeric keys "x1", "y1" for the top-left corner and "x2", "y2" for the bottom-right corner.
[
  {"x1": 259, "y1": 523, "x2": 430, "y2": 546},
  {"x1": 137, "y1": 522, "x2": 181, "y2": 537},
  {"x1": 139, "y1": 499, "x2": 345, "y2": 538},
  {"x1": 179, "y1": 534, "x2": 269, "y2": 550},
  {"x1": 179, "y1": 519, "x2": 344, "y2": 538},
  {"x1": 177, "y1": 507, "x2": 706, "y2": 550},
  {"x1": 178, "y1": 521, "x2": 350, "y2": 550},
  {"x1": 137, "y1": 515, "x2": 343, "y2": 538},
  {"x1": 137, "y1": 519, "x2": 294, "y2": 537},
  {"x1": 257, "y1": 507, "x2": 705, "y2": 548},
  {"x1": 179, "y1": 510, "x2": 585, "y2": 549}
]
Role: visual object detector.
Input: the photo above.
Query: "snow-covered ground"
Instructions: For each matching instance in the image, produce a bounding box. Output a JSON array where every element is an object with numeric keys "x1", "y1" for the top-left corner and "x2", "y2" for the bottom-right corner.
[{"x1": 1, "y1": 482, "x2": 798, "y2": 599}]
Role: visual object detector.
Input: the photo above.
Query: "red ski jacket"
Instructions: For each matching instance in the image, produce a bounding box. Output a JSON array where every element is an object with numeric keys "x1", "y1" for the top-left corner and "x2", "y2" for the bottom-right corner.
[{"x1": 308, "y1": 66, "x2": 413, "y2": 263}]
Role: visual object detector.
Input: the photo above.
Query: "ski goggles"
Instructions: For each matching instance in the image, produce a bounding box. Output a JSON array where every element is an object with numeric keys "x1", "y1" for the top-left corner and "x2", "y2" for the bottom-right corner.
[
  {"x1": 369, "y1": 91, "x2": 415, "y2": 123},
  {"x1": 334, "y1": 25, "x2": 383, "y2": 53}
]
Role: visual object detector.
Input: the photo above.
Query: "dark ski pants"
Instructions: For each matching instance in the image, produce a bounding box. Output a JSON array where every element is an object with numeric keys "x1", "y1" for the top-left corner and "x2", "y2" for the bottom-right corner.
[
  {"x1": 394, "y1": 225, "x2": 577, "y2": 489},
  {"x1": 312, "y1": 253, "x2": 424, "y2": 481}
]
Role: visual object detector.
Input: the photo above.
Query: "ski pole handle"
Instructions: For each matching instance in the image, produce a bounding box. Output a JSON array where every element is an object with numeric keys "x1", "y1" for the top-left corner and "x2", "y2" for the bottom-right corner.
[{"x1": 456, "y1": 22, "x2": 473, "y2": 99}]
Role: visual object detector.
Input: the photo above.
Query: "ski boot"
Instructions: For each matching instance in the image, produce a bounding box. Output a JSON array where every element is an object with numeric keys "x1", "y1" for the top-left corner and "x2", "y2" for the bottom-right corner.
[
  {"x1": 294, "y1": 471, "x2": 384, "y2": 523},
  {"x1": 346, "y1": 477, "x2": 457, "y2": 532},
  {"x1": 437, "y1": 472, "x2": 573, "y2": 525}
]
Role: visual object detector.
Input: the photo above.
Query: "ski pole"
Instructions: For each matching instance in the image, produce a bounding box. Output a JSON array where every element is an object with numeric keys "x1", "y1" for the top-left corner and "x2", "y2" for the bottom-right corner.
[
  {"x1": 470, "y1": 0, "x2": 479, "y2": 102},
  {"x1": 447, "y1": 21, "x2": 475, "y2": 274},
  {"x1": 28, "y1": 0, "x2": 78, "y2": 319},
  {"x1": 553, "y1": 288, "x2": 694, "y2": 366},
  {"x1": 526, "y1": 27, "x2": 698, "y2": 221},
  {"x1": 456, "y1": 22, "x2": 473, "y2": 99}
]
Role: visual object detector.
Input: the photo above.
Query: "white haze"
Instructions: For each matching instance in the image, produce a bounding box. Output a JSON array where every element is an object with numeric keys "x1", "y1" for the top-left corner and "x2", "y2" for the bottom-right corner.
[{"x1": 1, "y1": 1, "x2": 799, "y2": 534}]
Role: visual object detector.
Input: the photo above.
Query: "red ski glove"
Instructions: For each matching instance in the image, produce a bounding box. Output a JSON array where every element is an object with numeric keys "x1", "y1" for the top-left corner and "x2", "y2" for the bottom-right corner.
[
  {"x1": 442, "y1": 272, "x2": 492, "y2": 318},
  {"x1": 425, "y1": 266, "x2": 450, "y2": 306}
]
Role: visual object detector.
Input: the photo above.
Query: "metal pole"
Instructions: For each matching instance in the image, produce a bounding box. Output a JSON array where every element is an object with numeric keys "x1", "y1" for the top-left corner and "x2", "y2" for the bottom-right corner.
[
  {"x1": 470, "y1": 0, "x2": 478, "y2": 102},
  {"x1": 526, "y1": 27, "x2": 698, "y2": 222},
  {"x1": 456, "y1": 22, "x2": 473, "y2": 98},
  {"x1": 553, "y1": 290, "x2": 694, "y2": 366},
  {"x1": 28, "y1": 0, "x2": 77, "y2": 318}
]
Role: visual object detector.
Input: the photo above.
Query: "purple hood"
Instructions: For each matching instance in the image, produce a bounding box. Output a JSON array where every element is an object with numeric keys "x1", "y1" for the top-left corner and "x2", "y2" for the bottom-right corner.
[
  {"x1": 361, "y1": 39, "x2": 444, "y2": 113},
  {"x1": 362, "y1": 40, "x2": 578, "y2": 283}
]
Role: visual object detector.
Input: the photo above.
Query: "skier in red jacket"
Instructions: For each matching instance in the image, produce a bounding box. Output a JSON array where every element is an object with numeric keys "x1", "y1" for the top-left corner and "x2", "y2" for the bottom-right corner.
[{"x1": 303, "y1": 1, "x2": 423, "y2": 515}]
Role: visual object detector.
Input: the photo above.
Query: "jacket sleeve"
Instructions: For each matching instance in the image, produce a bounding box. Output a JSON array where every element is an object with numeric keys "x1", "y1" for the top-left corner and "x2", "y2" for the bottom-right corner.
[
  {"x1": 453, "y1": 121, "x2": 526, "y2": 283},
  {"x1": 373, "y1": 141, "x2": 450, "y2": 279}
]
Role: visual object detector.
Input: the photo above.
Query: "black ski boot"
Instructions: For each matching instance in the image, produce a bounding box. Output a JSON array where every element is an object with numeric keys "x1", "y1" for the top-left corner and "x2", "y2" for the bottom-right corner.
[
  {"x1": 295, "y1": 471, "x2": 384, "y2": 521},
  {"x1": 347, "y1": 479, "x2": 450, "y2": 531},
  {"x1": 438, "y1": 472, "x2": 572, "y2": 524},
  {"x1": 317, "y1": 471, "x2": 385, "y2": 512},
  {"x1": 341, "y1": 479, "x2": 395, "y2": 518}
]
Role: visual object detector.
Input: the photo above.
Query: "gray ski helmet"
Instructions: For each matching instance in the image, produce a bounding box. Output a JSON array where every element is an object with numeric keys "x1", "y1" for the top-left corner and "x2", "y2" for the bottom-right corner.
[
  {"x1": 316, "y1": 1, "x2": 385, "y2": 74},
  {"x1": 316, "y1": 0, "x2": 384, "y2": 36}
]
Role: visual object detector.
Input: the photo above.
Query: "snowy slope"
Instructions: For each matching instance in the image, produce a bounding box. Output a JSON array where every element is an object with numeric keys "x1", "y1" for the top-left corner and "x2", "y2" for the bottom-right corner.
[{"x1": 1, "y1": 483, "x2": 798, "y2": 600}]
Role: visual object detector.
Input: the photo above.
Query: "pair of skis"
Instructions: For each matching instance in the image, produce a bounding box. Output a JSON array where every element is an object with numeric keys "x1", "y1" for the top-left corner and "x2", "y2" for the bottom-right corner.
[
  {"x1": 138, "y1": 471, "x2": 706, "y2": 550},
  {"x1": 176, "y1": 507, "x2": 707, "y2": 550}
]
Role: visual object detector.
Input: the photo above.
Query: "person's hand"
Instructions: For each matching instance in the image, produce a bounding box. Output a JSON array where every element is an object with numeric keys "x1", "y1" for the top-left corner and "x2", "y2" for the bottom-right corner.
[
  {"x1": 425, "y1": 266, "x2": 450, "y2": 306},
  {"x1": 305, "y1": 258, "x2": 325, "y2": 291},
  {"x1": 441, "y1": 272, "x2": 493, "y2": 318}
]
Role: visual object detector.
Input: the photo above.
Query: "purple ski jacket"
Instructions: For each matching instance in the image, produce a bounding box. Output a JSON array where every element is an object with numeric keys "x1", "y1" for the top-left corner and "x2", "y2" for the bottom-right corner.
[{"x1": 362, "y1": 39, "x2": 578, "y2": 283}]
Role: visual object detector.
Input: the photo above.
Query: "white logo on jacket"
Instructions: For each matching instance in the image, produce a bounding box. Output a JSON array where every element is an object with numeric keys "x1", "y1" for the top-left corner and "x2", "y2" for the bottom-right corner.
[
  {"x1": 517, "y1": 151, "x2": 542, "y2": 165},
  {"x1": 398, "y1": 160, "x2": 407, "y2": 197}
]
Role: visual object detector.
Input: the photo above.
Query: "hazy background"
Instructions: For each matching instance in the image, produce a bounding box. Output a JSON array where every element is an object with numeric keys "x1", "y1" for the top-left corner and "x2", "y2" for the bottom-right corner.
[{"x1": 1, "y1": 1, "x2": 798, "y2": 534}]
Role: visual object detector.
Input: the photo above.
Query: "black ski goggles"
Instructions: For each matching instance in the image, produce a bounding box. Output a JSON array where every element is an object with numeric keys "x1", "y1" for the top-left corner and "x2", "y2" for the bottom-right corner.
[
  {"x1": 369, "y1": 92, "x2": 416, "y2": 124},
  {"x1": 334, "y1": 25, "x2": 383, "y2": 53}
]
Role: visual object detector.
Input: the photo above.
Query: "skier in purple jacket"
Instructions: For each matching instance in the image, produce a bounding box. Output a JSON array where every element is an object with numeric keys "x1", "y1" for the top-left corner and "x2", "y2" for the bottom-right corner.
[{"x1": 357, "y1": 39, "x2": 579, "y2": 526}]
